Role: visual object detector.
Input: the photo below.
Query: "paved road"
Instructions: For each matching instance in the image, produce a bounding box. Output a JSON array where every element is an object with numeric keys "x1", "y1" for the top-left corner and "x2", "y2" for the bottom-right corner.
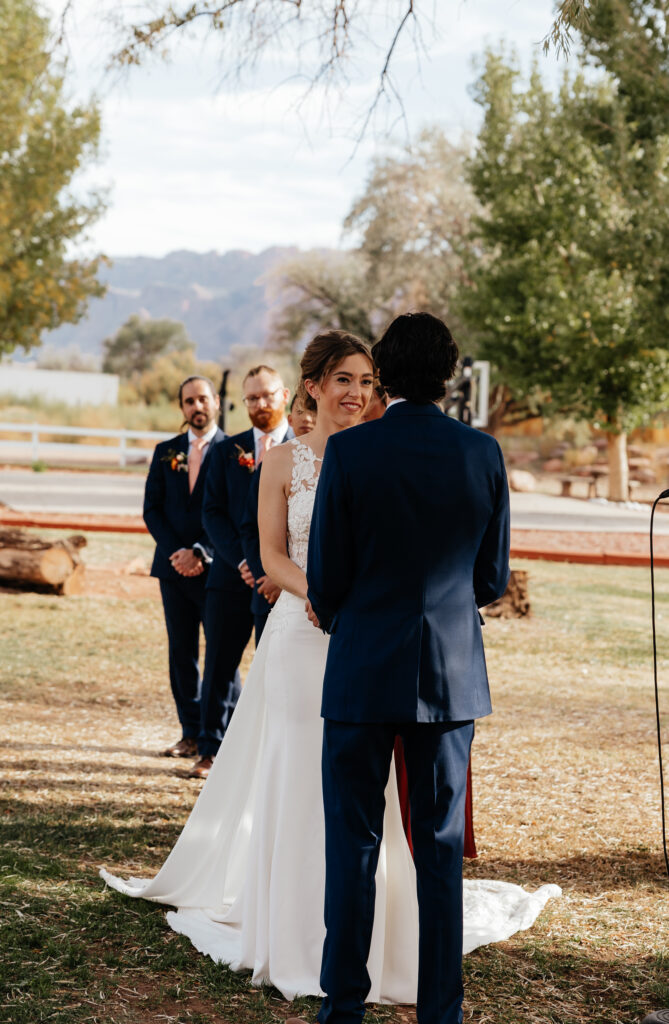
[
  {"x1": 508, "y1": 491, "x2": 669, "y2": 534},
  {"x1": 2, "y1": 467, "x2": 669, "y2": 533},
  {"x1": 0, "y1": 469, "x2": 146, "y2": 517}
]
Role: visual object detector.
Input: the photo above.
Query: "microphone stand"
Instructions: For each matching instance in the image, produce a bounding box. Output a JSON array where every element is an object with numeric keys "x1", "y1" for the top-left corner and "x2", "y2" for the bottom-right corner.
[{"x1": 625, "y1": 493, "x2": 669, "y2": 1024}]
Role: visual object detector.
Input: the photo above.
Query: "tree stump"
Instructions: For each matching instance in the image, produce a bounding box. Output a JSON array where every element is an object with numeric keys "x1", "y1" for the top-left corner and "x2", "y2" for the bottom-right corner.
[
  {"x1": 484, "y1": 569, "x2": 530, "y2": 618},
  {"x1": 0, "y1": 529, "x2": 86, "y2": 594}
]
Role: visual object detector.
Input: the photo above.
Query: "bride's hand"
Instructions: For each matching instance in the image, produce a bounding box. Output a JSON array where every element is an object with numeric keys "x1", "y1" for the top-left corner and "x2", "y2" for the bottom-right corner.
[
  {"x1": 257, "y1": 575, "x2": 281, "y2": 605},
  {"x1": 305, "y1": 599, "x2": 320, "y2": 629}
]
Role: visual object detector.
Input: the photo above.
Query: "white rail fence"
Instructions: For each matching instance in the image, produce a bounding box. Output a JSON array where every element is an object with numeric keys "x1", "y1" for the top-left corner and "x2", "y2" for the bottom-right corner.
[{"x1": 0, "y1": 423, "x2": 173, "y2": 467}]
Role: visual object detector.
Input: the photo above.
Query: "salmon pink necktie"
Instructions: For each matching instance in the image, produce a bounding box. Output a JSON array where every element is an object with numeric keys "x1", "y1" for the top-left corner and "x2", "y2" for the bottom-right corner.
[
  {"x1": 188, "y1": 438, "x2": 207, "y2": 493},
  {"x1": 257, "y1": 434, "x2": 274, "y2": 465}
]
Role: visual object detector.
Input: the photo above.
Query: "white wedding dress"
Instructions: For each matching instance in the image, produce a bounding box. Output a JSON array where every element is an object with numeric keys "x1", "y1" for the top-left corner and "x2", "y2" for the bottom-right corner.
[{"x1": 100, "y1": 438, "x2": 560, "y2": 1003}]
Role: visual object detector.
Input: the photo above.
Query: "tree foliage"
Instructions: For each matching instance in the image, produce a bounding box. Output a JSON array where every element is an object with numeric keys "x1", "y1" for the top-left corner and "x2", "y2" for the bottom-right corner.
[
  {"x1": 0, "y1": 0, "x2": 106, "y2": 357},
  {"x1": 102, "y1": 315, "x2": 193, "y2": 376},
  {"x1": 461, "y1": 37, "x2": 669, "y2": 498},
  {"x1": 268, "y1": 252, "x2": 377, "y2": 359},
  {"x1": 345, "y1": 129, "x2": 479, "y2": 339},
  {"x1": 269, "y1": 130, "x2": 479, "y2": 355},
  {"x1": 120, "y1": 348, "x2": 221, "y2": 406}
]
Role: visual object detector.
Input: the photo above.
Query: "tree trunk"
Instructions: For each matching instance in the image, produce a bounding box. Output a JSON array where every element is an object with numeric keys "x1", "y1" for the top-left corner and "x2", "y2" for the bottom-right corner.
[
  {"x1": 607, "y1": 431, "x2": 629, "y2": 502},
  {"x1": 0, "y1": 530, "x2": 86, "y2": 592},
  {"x1": 483, "y1": 569, "x2": 530, "y2": 618}
]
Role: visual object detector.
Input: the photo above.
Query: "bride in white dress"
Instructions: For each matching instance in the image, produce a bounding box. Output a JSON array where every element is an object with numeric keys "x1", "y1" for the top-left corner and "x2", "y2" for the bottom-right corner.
[{"x1": 100, "y1": 331, "x2": 559, "y2": 1006}]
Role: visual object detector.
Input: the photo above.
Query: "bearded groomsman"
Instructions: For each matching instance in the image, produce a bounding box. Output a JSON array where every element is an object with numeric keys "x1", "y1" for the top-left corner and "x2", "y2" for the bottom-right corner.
[
  {"x1": 144, "y1": 375, "x2": 225, "y2": 760},
  {"x1": 192, "y1": 365, "x2": 292, "y2": 778}
]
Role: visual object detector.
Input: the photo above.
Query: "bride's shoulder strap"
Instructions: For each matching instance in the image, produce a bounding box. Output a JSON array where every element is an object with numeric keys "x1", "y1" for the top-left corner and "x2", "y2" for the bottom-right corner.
[{"x1": 287, "y1": 437, "x2": 320, "y2": 495}]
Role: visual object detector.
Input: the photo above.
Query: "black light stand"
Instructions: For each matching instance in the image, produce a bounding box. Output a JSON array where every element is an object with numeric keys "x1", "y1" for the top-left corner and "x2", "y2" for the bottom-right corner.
[
  {"x1": 444, "y1": 356, "x2": 474, "y2": 424},
  {"x1": 649, "y1": 490, "x2": 669, "y2": 880},
  {"x1": 642, "y1": 493, "x2": 669, "y2": 1024},
  {"x1": 218, "y1": 369, "x2": 233, "y2": 433}
]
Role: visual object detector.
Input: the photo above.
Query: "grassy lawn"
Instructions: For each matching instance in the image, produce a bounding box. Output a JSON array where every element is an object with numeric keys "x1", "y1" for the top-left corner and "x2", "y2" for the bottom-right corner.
[{"x1": 1, "y1": 532, "x2": 668, "y2": 1024}]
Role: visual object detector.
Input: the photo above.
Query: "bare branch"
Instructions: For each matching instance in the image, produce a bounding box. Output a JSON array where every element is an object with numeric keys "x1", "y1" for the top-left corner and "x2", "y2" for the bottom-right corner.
[{"x1": 351, "y1": 2, "x2": 415, "y2": 149}]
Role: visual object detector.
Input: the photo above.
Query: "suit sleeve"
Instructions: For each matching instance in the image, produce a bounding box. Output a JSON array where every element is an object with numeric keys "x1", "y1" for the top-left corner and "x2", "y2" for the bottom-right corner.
[
  {"x1": 473, "y1": 440, "x2": 511, "y2": 607},
  {"x1": 143, "y1": 447, "x2": 183, "y2": 558},
  {"x1": 202, "y1": 442, "x2": 245, "y2": 570},
  {"x1": 306, "y1": 439, "x2": 355, "y2": 634},
  {"x1": 240, "y1": 468, "x2": 264, "y2": 579}
]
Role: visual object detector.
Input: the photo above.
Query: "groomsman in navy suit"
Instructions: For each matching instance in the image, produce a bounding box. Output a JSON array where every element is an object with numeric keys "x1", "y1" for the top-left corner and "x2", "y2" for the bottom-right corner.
[
  {"x1": 144, "y1": 376, "x2": 225, "y2": 760},
  {"x1": 240, "y1": 392, "x2": 316, "y2": 592},
  {"x1": 305, "y1": 314, "x2": 510, "y2": 1024},
  {"x1": 193, "y1": 365, "x2": 291, "y2": 778}
]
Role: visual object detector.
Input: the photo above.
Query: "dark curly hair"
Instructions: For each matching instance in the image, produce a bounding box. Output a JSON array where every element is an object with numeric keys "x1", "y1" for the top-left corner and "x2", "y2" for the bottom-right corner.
[
  {"x1": 298, "y1": 330, "x2": 374, "y2": 412},
  {"x1": 371, "y1": 312, "x2": 459, "y2": 404}
]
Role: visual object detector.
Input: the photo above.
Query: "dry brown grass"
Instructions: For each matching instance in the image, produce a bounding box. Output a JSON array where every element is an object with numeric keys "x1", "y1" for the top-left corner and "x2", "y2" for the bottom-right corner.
[{"x1": 1, "y1": 531, "x2": 668, "y2": 1023}]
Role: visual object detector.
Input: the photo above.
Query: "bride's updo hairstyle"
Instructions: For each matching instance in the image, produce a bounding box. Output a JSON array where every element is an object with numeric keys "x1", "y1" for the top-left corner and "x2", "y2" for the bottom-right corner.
[
  {"x1": 372, "y1": 312, "x2": 458, "y2": 404},
  {"x1": 298, "y1": 330, "x2": 374, "y2": 412}
]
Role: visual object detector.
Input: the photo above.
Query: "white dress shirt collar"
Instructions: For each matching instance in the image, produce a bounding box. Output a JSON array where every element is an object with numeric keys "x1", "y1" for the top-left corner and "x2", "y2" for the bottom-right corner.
[
  {"x1": 187, "y1": 423, "x2": 218, "y2": 449},
  {"x1": 386, "y1": 397, "x2": 407, "y2": 409},
  {"x1": 253, "y1": 418, "x2": 289, "y2": 458}
]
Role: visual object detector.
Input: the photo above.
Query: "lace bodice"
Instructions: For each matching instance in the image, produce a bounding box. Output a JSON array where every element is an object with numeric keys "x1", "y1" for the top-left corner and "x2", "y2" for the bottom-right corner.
[{"x1": 286, "y1": 438, "x2": 322, "y2": 571}]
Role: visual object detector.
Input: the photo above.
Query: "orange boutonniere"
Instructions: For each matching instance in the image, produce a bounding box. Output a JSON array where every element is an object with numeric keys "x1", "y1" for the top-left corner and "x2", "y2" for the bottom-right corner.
[
  {"x1": 161, "y1": 449, "x2": 188, "y2": 472},
  {"x1": 235, "y1": 445, "x2": 255, "y2": 472}
]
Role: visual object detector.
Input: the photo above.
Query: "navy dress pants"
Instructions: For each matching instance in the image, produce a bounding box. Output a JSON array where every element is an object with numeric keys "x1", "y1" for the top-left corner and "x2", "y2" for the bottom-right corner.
[
  {"x1": 198, "y1": 586, "x2": 268, "y2": 757},
  {"x1": 158, "y1": 576, "x2": 206, "y2": 740},
  {"x1": 318, "y1": 719, "x2": 475, "y2": 1024}
]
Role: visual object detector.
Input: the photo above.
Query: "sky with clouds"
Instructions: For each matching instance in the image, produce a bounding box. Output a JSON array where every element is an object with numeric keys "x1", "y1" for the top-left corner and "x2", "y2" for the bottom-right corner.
[{"x1": 47, "y1": 0, "x2": 564, "y2": 258}]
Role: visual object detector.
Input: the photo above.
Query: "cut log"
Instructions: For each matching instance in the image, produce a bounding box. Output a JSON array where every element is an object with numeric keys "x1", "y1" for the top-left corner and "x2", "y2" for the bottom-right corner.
[
  {"x1": 484, "y1": 569, "x2": 530, "y2": 619},
  {"x1": 0, "y1": 529, "x2": 86, "y2": 592},
  {"x1": 60, "y1": 563, "x2": 86, "y2": 595}
]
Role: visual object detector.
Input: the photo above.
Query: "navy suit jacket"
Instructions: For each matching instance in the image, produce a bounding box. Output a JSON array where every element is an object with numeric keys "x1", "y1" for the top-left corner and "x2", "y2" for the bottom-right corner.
[
  {"x1": 239, "y1": 429, "x2": 294, "y2": 615},
  {"x1": 240, "y1": 468, "x2": 266, "y2": 616},
  {"x1": 306, "y1": 402, "x2": 510, "y2": 724},
  {"x1": 203, "y1": 426, "x2": 290, "y2": 594},
  {"x1": 144, "y1": 427, "x2": 226, "y2": 581}
]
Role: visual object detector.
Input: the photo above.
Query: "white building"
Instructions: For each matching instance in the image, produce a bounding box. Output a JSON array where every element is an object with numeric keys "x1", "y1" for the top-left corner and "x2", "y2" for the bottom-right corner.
[{"x1": 0, "y1": 364, "x2": 119, "y2": 406}]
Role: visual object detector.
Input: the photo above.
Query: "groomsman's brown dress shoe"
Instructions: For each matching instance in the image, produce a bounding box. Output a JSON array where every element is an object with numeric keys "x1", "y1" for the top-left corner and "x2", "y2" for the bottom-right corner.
[
  {"x1": 188, "y1": 755, "x2": 214, "y2": 778},
  {"x1": 162, "y1": 737, "x2": 198, "y2": 758}
]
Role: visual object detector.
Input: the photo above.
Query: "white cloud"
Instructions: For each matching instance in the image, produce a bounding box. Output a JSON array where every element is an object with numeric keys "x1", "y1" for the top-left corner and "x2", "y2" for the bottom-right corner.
[{"x1": 49, "y1": 0, "x2": 560, "y2": 256}]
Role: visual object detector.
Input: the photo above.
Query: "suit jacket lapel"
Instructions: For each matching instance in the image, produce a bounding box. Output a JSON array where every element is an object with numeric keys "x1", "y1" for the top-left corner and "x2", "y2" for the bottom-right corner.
[{"x1": 175, "y1": 432, "x2": 190, "y2": 501}]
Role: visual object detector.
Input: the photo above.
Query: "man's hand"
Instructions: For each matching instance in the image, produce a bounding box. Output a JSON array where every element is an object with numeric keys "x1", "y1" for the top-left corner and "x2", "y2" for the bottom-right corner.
[
  {"x1": 239, "y1": 559, "x2": 256, "y2": 587},
  {"x1": 305, "y1": 598, "x2": 320, "y2": 629},
  {"x1": 257, "y1": 575, "x2": 281, "y2": 605},
  {"x1": 170, "y1": 548, "x2": 204, "y2": 577}
]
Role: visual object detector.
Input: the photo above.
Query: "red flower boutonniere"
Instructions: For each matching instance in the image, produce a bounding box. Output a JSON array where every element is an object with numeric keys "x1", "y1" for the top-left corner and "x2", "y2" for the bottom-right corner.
[
  {"x1": 235, "y1": 445, "x2": 255, "y2": 472},
  {"x1": 161, "y1": 449, "x2": 188, "y2": 472}
]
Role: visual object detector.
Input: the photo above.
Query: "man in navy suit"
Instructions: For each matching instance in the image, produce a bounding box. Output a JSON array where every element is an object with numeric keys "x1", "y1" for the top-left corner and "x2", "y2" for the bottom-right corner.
[
  {"x1": 305, "y1": 314, "x2": 510, "y2": 1024},
  {"x1": 240, "y1": 392, "x2": 315, "y2": 600},
  {"x1": 194, "y1": 365, "x2": 291, "y2": 778},
  {"x1": 144, "y1": 375, "x2": 225, "y2": 761}
]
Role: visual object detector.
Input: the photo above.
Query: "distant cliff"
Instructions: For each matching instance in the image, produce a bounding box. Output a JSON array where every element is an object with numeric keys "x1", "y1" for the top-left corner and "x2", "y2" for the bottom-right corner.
[{"x1": 42, "y1": 247, "x2": 303, "y2": 361}]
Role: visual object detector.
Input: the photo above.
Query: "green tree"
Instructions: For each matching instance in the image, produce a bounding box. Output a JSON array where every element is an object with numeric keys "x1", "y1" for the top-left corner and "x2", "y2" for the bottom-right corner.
[
  {"x1": 120, "y1": 348, "x2": 221, "y2": 406},
  {"x1": 462, "y1": 50, "x2": 669, "y2": 500},
  {"x1": 0, "y1": 0, "x2": 106, "y2": 357},
  {"x1": 102, "y1": 315, "x2": 193, "y2": 376}
]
